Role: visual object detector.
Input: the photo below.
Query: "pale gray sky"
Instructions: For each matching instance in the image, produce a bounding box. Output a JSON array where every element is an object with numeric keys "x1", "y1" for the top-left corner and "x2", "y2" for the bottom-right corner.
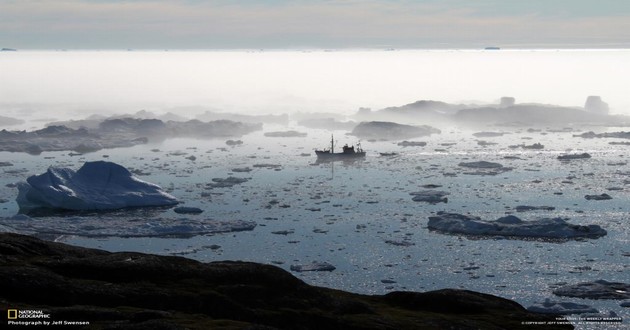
[{"x1": 1, "y1": 0, "x2": 629, "y2": 49}]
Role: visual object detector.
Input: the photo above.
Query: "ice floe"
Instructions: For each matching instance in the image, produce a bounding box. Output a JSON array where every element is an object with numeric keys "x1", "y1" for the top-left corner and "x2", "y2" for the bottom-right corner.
[
  {"x1": 584, "y1": 193, "x2": 612, "y2": 201},
  {"x1": 553, "y1": 280, "x2": 630, "y2": 300},
  {"x1": 410, "y1": 190, "x2": 449, "y2": 204},
  {"x1": 527, "y1": 299, "x2": 598, "y2": 315},
  {"x1": 16, "y1": 161, "x2": 178, "y2": 211},
  {"x1": 1, "y1": 213, "x2": 256, "y2": 237},
  {"x1": 173, "y1": 207, "x2": 204, "y2": 214},
  {"x1": 290, "y1": 261, "x2": 336, "y2": 272},
  {"x1": 458, "y1": 161, "x2": 512, "y2": 176},
  {"x1": 427, "y1": 212, "x2": 607, "y2": 239},
  {"x1": 557, "y1": 153, "x2": 591, "y2": 161}
]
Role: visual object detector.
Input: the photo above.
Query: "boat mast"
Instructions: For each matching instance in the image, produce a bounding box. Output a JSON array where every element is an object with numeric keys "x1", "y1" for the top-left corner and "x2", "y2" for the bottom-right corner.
[{"x1": 331, "y1": 134, "x2": 334, "y2": 153}]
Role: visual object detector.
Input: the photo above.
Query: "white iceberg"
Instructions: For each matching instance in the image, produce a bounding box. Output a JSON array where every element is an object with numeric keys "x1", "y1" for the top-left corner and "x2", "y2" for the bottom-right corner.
[
  {"x1": 427, "y1": 212, "x2": 607, "y2": 239},
  {"x1": 17, "y1": 161, "x2": 178, "y2": 211}
]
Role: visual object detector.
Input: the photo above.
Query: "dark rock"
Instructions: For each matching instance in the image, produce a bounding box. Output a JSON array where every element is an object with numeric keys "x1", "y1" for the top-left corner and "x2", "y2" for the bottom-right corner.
[{"x1": 0, "y1": 233, "x2": 571, "y2": 330}]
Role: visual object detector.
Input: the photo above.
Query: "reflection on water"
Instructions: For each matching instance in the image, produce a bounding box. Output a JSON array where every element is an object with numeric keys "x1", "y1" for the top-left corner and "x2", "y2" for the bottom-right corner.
[{"x1": 1, "y1": 126, "x2": 629, "y2": 325}]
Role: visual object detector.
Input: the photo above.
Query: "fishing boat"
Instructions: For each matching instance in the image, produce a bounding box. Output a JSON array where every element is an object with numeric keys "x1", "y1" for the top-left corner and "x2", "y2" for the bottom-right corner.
[{"x1": 315, "y1": 135, "x2": 365, "y2": 160}]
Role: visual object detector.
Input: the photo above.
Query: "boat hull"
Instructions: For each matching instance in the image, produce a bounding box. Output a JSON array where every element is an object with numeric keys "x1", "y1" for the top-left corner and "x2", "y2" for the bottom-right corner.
[{"x1": 315, "y1": 150, "x2": 366, "y2": 160}]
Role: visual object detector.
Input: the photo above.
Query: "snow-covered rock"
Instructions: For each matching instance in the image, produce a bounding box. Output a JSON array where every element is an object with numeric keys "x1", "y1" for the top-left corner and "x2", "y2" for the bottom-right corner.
[
  {"x1": 553, "y1": 280, "x2": 630, "y2": 300},
  {"x1": 16, "y1": 161, "x2": 178, "y2": 211},
  {"x1": 527, "y1": 299, "x2": 598, "y2": 315},
  {"x1": 427, "y1": 212, "x2": 607, "y2": 239}
]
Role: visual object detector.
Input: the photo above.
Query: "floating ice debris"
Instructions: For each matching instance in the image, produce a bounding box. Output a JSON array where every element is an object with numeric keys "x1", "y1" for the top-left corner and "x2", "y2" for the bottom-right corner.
[
  {"x1": 574, "y1": 131, "x2": 630, "y2": 139},
  {"x1": 1, "y1": 215, "x2": 256, "y2": 237},
  {"x1": 397, "y1": 141, "x2": 426, "y2": 147},
  {"x1": 385, "y1": 239, "x2": 415, "y2": 247},
  {"x1": 252, "y1": 164, "x2": 282, "y2": 169},
  {"x1": 553, "y1": 280, "x2": 630, "y2": 300},
  {"x1": 290, "y1": 262, "x2": 336, "y2": 272},
  {"x1": 527, "y1": 299, "x2": 598, "y2": 315},
  {"x1": 16, "y1": 161, "x2": 178, "y2": 211},
  {"x1": 584, "y1": 193, "x2": 612, "y2": 201},
  {"x1": 458, "y1": 161, "x2": 504, "y2": 169},
  {"x1": 558, "y1": 153, "x2": 591, "y2": 161},
  {"x1": 515, "y1": 205, "x2": 556, "y2": 212},
  {"x1": 173, "y1": 207, "x2": 203, "y2": 214},
  {"x1": 264, "y1": 131, "x2": 307, "y2": 137},
  {"x1": 472, "y1": 132, "x2": 506, "y2": 137},
  {"x1": 0, "y1": 224, "x2": 17, "y2": 233},
  {"x1": 458, "y1": 161, "x2": 512, "y2": 176},
  {"x1": 427, "y1": 212, "x2": 607, "y2": 239},
  {"x1": 477, "y1": 140, "x2": 498, "y2": 147},
  {"x1": 207, "y1": 177, "x2": 250, "y2": 188},
  {"x1": 225, "y1": 139, "x2": 243, "y2": 146},
  {"x1": 521, "y1": 143, "x2": 544, "y2": 149},
  {"x1": 231, "y1": 167, "x2": 252, "y2": 173},
  {"x1": 410, "y1": 190, "x2": 449, "y2": 204}
]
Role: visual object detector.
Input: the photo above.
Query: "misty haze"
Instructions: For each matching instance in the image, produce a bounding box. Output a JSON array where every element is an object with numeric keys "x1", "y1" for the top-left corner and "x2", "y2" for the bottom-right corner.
[{"x1": 2, "y1": 49, "x2": 630, "y2": 329}]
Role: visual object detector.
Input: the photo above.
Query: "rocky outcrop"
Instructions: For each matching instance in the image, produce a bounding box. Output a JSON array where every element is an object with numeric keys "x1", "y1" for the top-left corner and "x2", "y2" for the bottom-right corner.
[
  {"x1": 0, "y1": 233, "x2": 570, "y2": 329},
  {"x1": 584, "y1": 96, "x2": 609, "y2": 115}
]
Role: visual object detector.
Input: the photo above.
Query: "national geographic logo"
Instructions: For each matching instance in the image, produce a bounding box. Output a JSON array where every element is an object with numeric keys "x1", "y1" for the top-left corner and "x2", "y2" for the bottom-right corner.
[{"x1": 6, "y1": 309, "x2": 51, "y2": 319}]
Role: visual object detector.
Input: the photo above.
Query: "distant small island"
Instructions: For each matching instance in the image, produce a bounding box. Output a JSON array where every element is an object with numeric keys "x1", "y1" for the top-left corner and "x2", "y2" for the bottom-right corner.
[{"x1": 1, "y1": 48, "x2": 17, "y2": 51}]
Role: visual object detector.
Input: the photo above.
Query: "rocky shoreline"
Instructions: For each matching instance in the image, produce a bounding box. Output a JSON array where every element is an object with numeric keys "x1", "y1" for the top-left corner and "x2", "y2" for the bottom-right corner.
[{"x1": 0, "y1": 233, "x2": 570, "y2": 329}]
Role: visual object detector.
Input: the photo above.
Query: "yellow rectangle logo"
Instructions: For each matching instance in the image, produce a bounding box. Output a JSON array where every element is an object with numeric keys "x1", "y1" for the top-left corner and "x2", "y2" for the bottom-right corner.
[{"x1": 7, "y1": 309, "x2": 18, "y2": 319}]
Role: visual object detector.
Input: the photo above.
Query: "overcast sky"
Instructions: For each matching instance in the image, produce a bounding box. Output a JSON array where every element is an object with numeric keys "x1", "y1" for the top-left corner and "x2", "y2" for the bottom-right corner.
[{"x1": 1, "y1": 0, "x2": 629, "y2": 49}]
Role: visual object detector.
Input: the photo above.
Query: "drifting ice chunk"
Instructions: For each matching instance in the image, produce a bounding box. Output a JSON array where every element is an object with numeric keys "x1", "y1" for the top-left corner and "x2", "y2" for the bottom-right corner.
[
  {"x1": 527, "y1": 299, "x2": 598, "y2": 315},
  {"x1": 290, "y1": 262, "x2": 336, "y2": 272},
  {"x1": 553, "y1": 280, "x2": 630, "y2": 300},
  {"x1": 410, "y1": 190, "x2": 449, "y2": 204},
  {"x1": 427, "y1": 212, "x2": 607, "y2": 239},
  {"x1": 16, "y1": 161, "x2": 178, "y2": 211}
]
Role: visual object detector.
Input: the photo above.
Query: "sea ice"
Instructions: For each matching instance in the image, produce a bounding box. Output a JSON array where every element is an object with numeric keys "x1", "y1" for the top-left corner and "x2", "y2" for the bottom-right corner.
[
  {"x1": 427, "y1": 212, "x2": 607, "y2": 239},
  {"x1": 174, "y1": 207, "x2": 204, "y2": 214},
  {"x1": 527, "y1": 299, "x2": 598, "y2": 314},
  {"x1": 410, "y1": 190, "x2": 449, "y2": 204},
  {"x1": 584, "y1": 193, "x2": 613, "y2": 201},
  {"x1": 553, "y1": 280, "x2": 630, "y2": 300},
  {"x1": 290, "y1": 262, "x2": 336, "y2": 272},
  {"x1": 0, "y1": 215, "x2": 256, "y2": 237},
  {"x1": 16, "y1": 161, "x2": 178, "y2": 211}
]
